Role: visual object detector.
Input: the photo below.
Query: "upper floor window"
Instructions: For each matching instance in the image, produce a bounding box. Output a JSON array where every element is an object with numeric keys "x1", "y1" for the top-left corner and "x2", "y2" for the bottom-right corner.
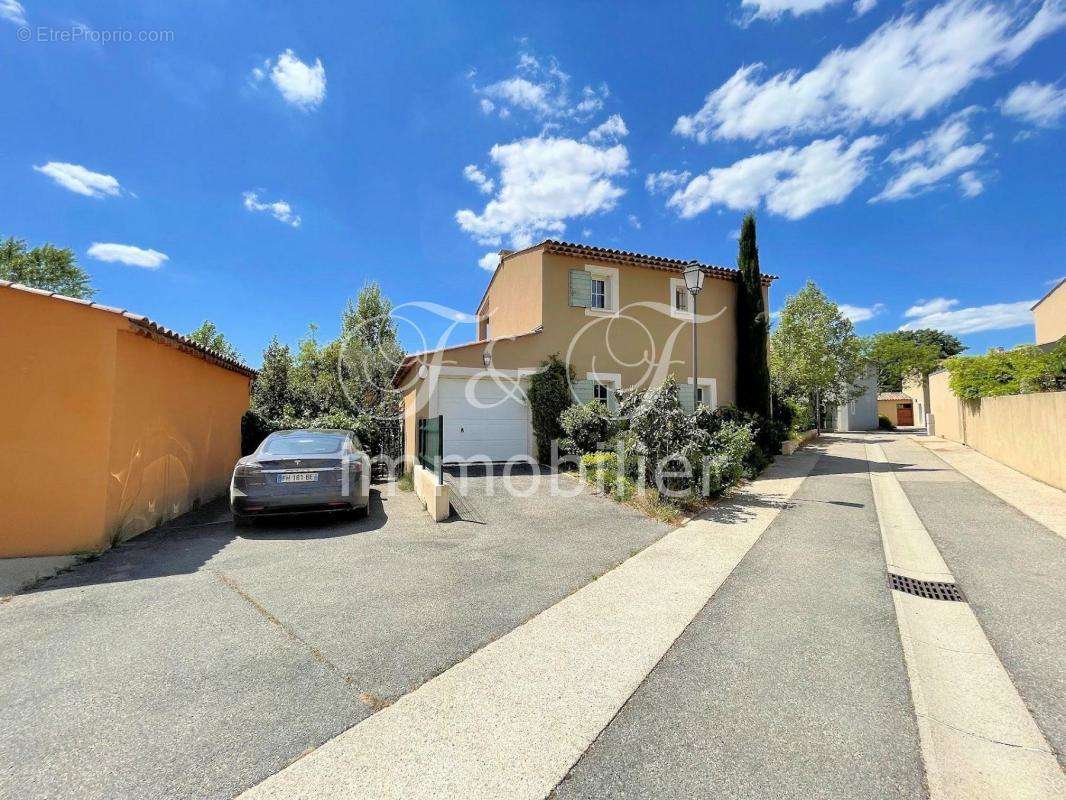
[
  {"x1": 675, "y1": 287, "x2": 688, "y2": 312},
  {"x1": 591, "y1": 279, "x2": 606, "y2": 309}
]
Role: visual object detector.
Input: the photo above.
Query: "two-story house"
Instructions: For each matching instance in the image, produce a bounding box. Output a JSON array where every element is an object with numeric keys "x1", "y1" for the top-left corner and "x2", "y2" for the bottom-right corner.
[{"x1": 395, "y1": 239, "x2": 775, "y2": 464}]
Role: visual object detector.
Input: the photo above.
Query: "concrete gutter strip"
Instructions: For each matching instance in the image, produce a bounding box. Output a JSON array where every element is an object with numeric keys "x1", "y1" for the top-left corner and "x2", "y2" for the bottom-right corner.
[
  {"x1": 912, "y1": 436, "x2": 1066, "y2": 542},
  {"x1": 238, "y1": 450, "x2": 821, "y2": 800},
  {"x1": 0, "y1": 555, "x2": 84, "y2": 596},
  {"x1": 867, "y1": 444, "x2": 1065, "y2": 800}
]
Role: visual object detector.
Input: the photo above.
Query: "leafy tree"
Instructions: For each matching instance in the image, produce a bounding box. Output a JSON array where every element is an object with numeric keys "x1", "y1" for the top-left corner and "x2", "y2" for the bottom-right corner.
[
  {"x1": 527, "y1": 354, "x2": 575, "y2": 463},
  {"x1": 770, "y1": 281, "x2": 865, "y2": 428},
  {"x1": 338, "y1": 281, "x2": 405, "y2": 416},
  {"x1": 734, "y1": 213, "x2": 771, "y2": 418},
  {"x1": 0, "y1": 235, "x2": 94, "y2": 299},
  {"x1": 289, "y1": 323, "x2": 340, "y2": 420},
  {"x1": 865, "y1": 333, "x2": 941, "y2": 392},
  {"x1": 865, "y1": 329, "x2": 965, "y2": 391},
  {"x1": 251, "y1": 337, "x2": 294, "y2": 420},
  {"x1": 187, "y1": 320, "x2": 242, "y2": 361}
]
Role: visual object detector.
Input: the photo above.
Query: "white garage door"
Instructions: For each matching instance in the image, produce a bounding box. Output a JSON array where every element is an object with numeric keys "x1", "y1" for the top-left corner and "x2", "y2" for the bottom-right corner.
[{"x1": 436, "y1": 376, "x2": 532, "y2": 463}]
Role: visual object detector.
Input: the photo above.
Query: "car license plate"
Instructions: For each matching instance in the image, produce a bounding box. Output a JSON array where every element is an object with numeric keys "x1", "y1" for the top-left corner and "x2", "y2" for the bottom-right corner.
[{"x1": 279, "y1": 472, "x2": 318, "y2": 483}]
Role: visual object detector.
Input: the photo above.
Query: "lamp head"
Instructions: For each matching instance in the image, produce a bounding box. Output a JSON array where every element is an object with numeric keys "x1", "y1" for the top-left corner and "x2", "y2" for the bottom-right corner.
[{"x1": 683, "y1": 260, "x2": 705, "y2": 294}]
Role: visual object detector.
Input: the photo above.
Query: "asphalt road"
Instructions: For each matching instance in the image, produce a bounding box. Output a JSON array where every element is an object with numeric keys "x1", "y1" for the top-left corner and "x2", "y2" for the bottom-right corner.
[
  {"x1": 0, "y1": 475, "x2": 671, "y2": 800},
  {"x1": 553, "y1": 434, "x2": 926, "y2": 800}
]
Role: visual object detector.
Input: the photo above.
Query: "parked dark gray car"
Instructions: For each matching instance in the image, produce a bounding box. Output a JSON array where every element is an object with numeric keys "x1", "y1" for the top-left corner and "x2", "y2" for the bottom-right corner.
[{"x1": 230, "y1": 429, "x2": 371, "y2": 525}]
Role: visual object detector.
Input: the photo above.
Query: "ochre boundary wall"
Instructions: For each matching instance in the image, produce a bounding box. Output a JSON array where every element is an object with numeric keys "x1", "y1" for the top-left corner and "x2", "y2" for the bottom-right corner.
[
  {"x1": 928, "y1": 370, "x2": 1066, "y2": 491},
  {"x1": 1, "y1": 284, "x2": 252, "y2": 557}
]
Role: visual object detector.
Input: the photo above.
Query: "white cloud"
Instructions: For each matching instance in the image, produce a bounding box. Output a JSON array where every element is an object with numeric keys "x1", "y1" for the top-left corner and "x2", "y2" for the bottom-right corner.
[
  {"x1": 645, "y1": 170, "x2": 692, "y2": 195},
  {"x1": 1000, "y1": 80, "x2": 1066, "y2": 127},
  {"x1": 586, "y1": 114, "x2": 628, "y2": 143},
  {"x1": 252, "y1": 49, "x2": 326, "y2": 110},
  {"x1": 901, "y1": 297, "x2": 1037, "y2": 334},
  {"x1": 478, "y1": 251, "x2": 501, "y2": 271},
  {"x1": 853, "y1": 0, "x2": 877, "y2": 15},
  {"x1": 958, "y1": 170, "x2": 985, "y2": 197},
  {"x1": 475, "y1": 53, "x2": 609, "y2": 122},
  {"x1": 33, "y1": 162, "x2": 122, "y2": 198},
  {"x1": 87, "y1": 243, "x2": 168, "y2": 269},
  {"x1": 872, "y1": 110, "x2": 986, "y2": 201},
  {"x1": 243, "y1": 191, "x2": 301, "y2": 227},
  {"x1": 741, "y1": 0, "x2": 843, "y2": 20},
  {"x1": 455, "y1": 136, "x2": 629, "y2": 249},
  {"x1": 667, "y1": 135, "x2": 882, "y2": 220},
  {"x1": 1045, "y1": 275, "x2": 1065, "y2": 286},
  {"x1": 674, "y1": 0, "x2": 1066, "y2": 142},
  {"x1": 463, "y1": 164, "x2": 495, "y2": 194},
  {"x1": 627, "y1": 214, "x2": 642, "y2": 230},
  {"x1": 1, "y1": 0, "x2": 26, "y2": 25},
  {"x1": 906, "y1": 297, "x2": 958, "y2": 317},
  {"x1": 839, "y1": 302, "x2": 885, "y2": 322}
]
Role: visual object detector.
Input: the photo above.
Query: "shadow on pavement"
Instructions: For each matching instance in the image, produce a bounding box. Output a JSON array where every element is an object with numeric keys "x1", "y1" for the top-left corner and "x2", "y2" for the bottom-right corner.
[{"x1": 21, "y1": 489, "x2": 390, "y2": 594}]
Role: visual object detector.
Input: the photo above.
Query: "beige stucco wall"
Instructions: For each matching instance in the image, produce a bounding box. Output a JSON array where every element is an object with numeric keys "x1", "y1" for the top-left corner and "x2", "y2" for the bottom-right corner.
[
  {"x1": 1033, "y1": 281, "x2": 1066, "y2": 345},
  {"x1": 537, "y1": 252, "x2": 744, "y2": 402},
  {"x1": 477, "y1": 249, "x2": 543, "y2": 340},
  {"x1": 0, "y1": 286, "x2": 251, "y2": 557},
  {"x1": 928, "y1": 369, "x2": 1066, "y2": 490}
]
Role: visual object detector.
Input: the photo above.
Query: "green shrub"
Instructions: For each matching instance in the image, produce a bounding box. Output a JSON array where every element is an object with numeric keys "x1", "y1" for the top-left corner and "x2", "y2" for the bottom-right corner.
[
  {"x1": 946, "y1": 342, "x2": 1066, "y2": 400},
  {"x1": 560, "y1": 400, "x2": 620, "y2": 454},
  {"x1": 527, "y1": 354, "x2": 575, "y2": 463},
  {"x1": 878, "y1": 415, "x2": 895, "y2": 431},
  {"x1": 697, "y1": 419, "x2": 756, "y2": 494},
  {"x1": 694, "y1": 404, "x2": 766, "y2": 476},
  {"x1": 241, "y1": 409, "x2": 276, "y2": 455},
  {"x1": 618, "y1": 377, "x2": 709, "y2": 493}
]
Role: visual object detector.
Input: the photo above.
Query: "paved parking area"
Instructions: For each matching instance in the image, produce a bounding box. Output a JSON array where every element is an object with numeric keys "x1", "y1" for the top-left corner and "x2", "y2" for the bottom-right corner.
[{"x1": 0, "y1": 477, "x2": 671, "y2": 800}]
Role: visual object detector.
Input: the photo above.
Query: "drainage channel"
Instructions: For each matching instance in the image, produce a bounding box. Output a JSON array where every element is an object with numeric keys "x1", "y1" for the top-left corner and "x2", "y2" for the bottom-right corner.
[{"x1": 888, "y1": 573, "x2": 964, "y2": 603}]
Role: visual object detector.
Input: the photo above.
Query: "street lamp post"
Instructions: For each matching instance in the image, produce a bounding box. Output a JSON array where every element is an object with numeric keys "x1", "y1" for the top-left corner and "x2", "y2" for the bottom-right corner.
[{"x1": 683, "y1": 260, "x2": 705, "y2": 409}]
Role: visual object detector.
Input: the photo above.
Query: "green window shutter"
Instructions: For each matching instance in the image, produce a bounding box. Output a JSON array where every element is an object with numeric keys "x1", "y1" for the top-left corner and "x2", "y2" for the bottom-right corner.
[
  {"x1": 678, "y1": 383, "x2": 696, "y2": 413},
  {"x1": 569, "y1": 269, "x2": 592, "y2": 307},
  {"x1": 571, "y1": 379, "x2": 595, "y2": 404},
  {"x1": 607, "y1": 389, "x2": 619, "y2": 413}
]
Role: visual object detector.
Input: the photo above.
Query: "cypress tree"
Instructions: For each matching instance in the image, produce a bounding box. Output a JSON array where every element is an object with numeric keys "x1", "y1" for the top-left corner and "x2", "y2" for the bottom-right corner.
[{"x1": 735, "y1": 213, "x2": 771, "y2": 418}]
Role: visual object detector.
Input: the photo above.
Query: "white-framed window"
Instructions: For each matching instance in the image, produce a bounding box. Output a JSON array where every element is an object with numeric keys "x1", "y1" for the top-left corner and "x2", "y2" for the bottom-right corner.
[
  {"x1": 591, "y1": 279, "x2": 606, "y2": 309},
  {"x1": 586, "y1": 372, "x2": 621, "y2": 407},
  {"x1": 687, "y1": 377, "x2": 718, "y2": 410},
  {"x1": 584, "y1": 265, "x2": 619, "y2": 316},
  {"x1": 675, "y1": 287, "x2": 688, "y2": 312},
  {"x1": 670, "y1": 277, "x2": 690, "y2": 319}
]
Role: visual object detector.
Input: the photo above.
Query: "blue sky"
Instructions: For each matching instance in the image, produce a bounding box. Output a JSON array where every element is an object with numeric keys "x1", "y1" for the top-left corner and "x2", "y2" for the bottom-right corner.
[{"x1": 3, "y1": 0, "x2": 1064, "y2": 365}]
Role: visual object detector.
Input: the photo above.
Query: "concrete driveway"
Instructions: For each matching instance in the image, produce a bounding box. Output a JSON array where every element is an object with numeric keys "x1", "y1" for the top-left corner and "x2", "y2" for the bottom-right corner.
[{"x1": 0, "y1": 475, "x2": 671, "y2": 800}]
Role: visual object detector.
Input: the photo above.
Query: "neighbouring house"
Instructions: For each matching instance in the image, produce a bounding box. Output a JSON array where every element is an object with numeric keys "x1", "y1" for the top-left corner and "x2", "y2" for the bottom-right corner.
[
  {"x1": 878, "y1": 392, "x2": 916, "y2": 427},
  {"x1": 0, "y1": 280, "x2": 255, "y2": 558},
  {"x1": 830, "y1": 362, "x2": 879, "y2": 432},
  {"x1": 1033, "y1": 277, "x2": 1065, "y2": 347},
  {"x1": 395, "y1": 240, "x2": 776, "y2": 465},
  {"x1": 902, "y1": 374, "x2": 931, "y2": 427}
]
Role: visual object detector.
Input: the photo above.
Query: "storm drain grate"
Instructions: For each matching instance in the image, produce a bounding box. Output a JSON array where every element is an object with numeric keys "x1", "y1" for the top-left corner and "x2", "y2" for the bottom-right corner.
[{"x1": 890, "y1": 573, "x2": 965, "y2": 602}]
